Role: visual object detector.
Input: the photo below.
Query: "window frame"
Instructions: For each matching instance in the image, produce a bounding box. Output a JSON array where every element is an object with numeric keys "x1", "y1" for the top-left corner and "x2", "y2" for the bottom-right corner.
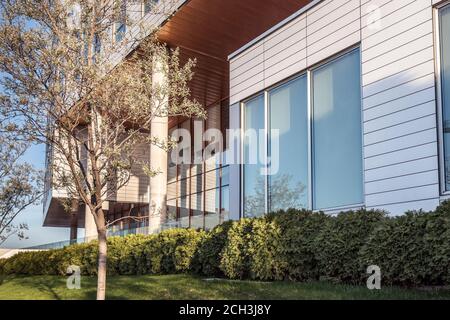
[
  {"x1": 114, "y1": 0, "x2": 127, "y2": 44},
  {"x1": 240, "y1": 45, "x2": 365, "y2": 216},
  {"x1": 167, "y1": 99, "x2": 231, "y2": 229},
  {"x1": 434, "y1": 1, "x2": 450, "y2": 195}
]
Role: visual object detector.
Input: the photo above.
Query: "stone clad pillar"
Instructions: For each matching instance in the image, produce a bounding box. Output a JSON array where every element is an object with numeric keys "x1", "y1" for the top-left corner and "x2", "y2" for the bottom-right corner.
[{"x1": 148, "y1": 54, "x2": 169, "y2": 234}]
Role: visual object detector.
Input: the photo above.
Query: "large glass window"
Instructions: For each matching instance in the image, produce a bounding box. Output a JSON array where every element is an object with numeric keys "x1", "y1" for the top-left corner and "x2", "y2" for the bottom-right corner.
[
  {"x1": 242, "y1": 48, "x2": 363, "y2": 215},
  {"x1": 268, "y1": 75, "x2": 308, "y2": 211},
  {"x1": 166, "y1": 99, "x2": 230, "y2": 229},
  {"x1": 312, "y1": 50, "x2": 363, "y2": 209},
  {"x1": 439, "y1": 5, "x2": 450, "y2": 191},
  {"x1": 243, "y1": 94, "x2": 266, "y2": 217}
]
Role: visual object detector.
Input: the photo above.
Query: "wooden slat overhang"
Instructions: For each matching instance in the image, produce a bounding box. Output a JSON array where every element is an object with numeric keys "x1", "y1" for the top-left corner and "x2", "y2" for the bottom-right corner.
[{"x1": 156, "y1": 0, "x2": 311, "y2": 128}]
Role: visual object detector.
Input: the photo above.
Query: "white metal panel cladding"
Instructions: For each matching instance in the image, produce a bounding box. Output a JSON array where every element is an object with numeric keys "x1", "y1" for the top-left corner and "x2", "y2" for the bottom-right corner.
[{"x1": 229, "y1": 0, "x2": 442, "y2": 215}]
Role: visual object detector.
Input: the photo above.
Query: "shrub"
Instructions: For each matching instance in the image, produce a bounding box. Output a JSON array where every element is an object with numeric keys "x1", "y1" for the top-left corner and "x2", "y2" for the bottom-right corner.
[
  {"x1": 219, "y1": 211, "x2": 325, "y2": 281},
  {"x1": 247, "y1": 216, "x2": 284, "y2": 280},
  {"x1": 57, "y1": 241, "x2": 98, "y2": 275},
  {"x1": 144, "y1": 228, "x2": 205, "y2": 274},
  {"x1": 107, "y1": 235, "x2": 149, "y2": 275},
  {"x1": 219, "y1": 217, "x2": 284, "y2": 280},
  {"x1": 360, "y1": 211, "x2": 429, "y2": 286},
  {"x1": 269, "y1": 209, "x2": 331, "y2": 281},
  {"x1": 360, "y1": 204, "x2": 450, "y2": 286},
  {"x1": 427, "y1": 201, "x2": 450, "y2": 284},
  {"x1": 1, "y1": 250, "x2": 58, "y2": 275},
  {"x1": 219, "y1": 218, "x2": 253, "y2": 279},
  {"x1": 0, "y1": 259, "x2": 5, "y2": 274},
  {"x1": 193, "y1": 220, "x2": 233, "y2": 277},
  {"x1": 314, "y1": 209, "x2": 386, "y2": 284},
  {"x1": 0, "y1": 205, "x2": 448, "y2": 287}
]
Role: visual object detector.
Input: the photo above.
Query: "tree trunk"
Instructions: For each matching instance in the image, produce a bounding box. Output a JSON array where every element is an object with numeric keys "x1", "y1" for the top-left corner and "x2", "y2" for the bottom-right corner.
[{"x1": 96, "y1": 228, "x2": 107, "y2": 300}]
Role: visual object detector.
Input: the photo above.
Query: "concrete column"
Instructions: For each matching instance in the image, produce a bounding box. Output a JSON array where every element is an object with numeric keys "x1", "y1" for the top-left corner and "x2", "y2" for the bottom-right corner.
[
  {"x1": 84, "y1": 205, "x2": 98, "y2": 239},
  {"x1": 148, "y1": 54, "x2": 168, "y2": 234},
  {"x1": 70, "y1": 199, "x2": 79, "y2": 244}
]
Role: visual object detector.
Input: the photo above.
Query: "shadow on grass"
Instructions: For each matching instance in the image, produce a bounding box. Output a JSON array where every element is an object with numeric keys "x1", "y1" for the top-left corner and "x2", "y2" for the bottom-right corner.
[
  {"x1": 1, "y1": 275, "x2": 97, "y2": 300},
  {"x1": 1, "y1": 274, "x2": 449, "y2": 300}
]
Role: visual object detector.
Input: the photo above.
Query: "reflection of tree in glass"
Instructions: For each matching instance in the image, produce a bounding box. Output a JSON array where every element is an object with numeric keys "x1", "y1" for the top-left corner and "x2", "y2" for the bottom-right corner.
[{"x1": 245, "y1": 174, "x2": 306, "y2": 217}]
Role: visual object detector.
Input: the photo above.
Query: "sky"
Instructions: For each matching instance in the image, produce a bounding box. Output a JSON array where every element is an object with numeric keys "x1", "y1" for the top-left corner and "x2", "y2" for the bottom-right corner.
[
  {"x1": 0, "y1": 18, "x2": 75, "y2": 249},
  {"x1": 1, "y1": 143, "x2": 71, "y2": 249}
]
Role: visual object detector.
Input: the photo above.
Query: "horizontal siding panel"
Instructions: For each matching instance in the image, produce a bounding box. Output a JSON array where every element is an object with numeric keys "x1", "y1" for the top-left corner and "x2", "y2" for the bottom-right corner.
[
  {"x1": 230, "y1": 63, "x2": 264, "y2": 90},
  {"x1": 365, "y1": 170, "x2": 438, "y2": 194},
  {"x1": 363, "y1": 114, "x2": 436, "y2": 145},
  {"x1": 363, "y1": 87, "x2": 435, "y2": 121},
  {"x1": 230, "y1": 81, "x2": 265, "y2": 105},
  {"x1": 230, "y1": 51, "x2": 264, "y2": 81},
  {"x1": 265, "y1": 38, "x2": 306, "y2": 71},
  {"x1": 230, "y1": 43, "x2": 264, "y2": 73},
  {"x1": 308, "y1": 30, "x2": 360, "y2": 66},
  {"x1": 366, "y1": 184, "x2": 439, "y2": 207},
  {"x1": 363, "y1": 60, "x2": 434, "y2": 98},
  {"x1": 362, "y1": 17, "x2": 432, "y2": 63},
  {"x1": 265, "y1": 58, "x2": 307, "y2": 88},
  {"x1": 265, "y1": 48, "x2": 307, "y2": 80},
  {"x1": 368, "y1": 198, "x2": 440, "y2": 215},
  {"x1": 363, "y1": 73, "x2": 435, "y2": 110},
  {"x1": 307, "y1": 0, "x2": 360, "y2": 39},
  {"x1": 362, "y1": 46, "x2": 434, "y2": 86},
  {"x1": 364, "y1": 101, "x2": 436, "y2": 133},
  {"x1": 362, "y1": 33, "x2": 433, "y2": 74},
  {"x1": 365, "y1": 156, "x2": 438, "y2": 181},
  {"x1": 364, "y1": 142, "x2": 438, "y2": 170},
  {"x1": 362, "y1": 2, "x2": 431, "y2": 49},
  {"x1": 307, "y1": 19, "x2": 361, "y2": 57},
  {"x1": 361, "y1": 0, "x2": 430, "y2": 40},
  {"x1": 307, "y1": 0, "x2": 353, "y2": 27},
  {"x1": 364, "y1": 128, "x2": 436, "y2": 157},
  {"x1": 360, "y1": 0, "x2": 394, "y2": 19},
  {"x1": 264, "y1": 16, "x2": 306, "y2": 53}
]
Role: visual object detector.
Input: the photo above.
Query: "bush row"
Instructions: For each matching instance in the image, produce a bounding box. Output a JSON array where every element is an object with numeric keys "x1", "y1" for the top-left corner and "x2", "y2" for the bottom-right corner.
[{"x1": 1, "y1": 202, "x2": 450, "y2": 286}]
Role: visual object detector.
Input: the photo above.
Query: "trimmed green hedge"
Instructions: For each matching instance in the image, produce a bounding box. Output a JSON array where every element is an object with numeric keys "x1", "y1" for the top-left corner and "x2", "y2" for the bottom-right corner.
[
  {"x1": 1, "y1": 202, "x2": 450, "y2": 287},
  {"x1": 359, "y1": 206, "x2": 450, "y2": 286},
  {"x1": 314, "y1": 209, "x2": 386, "y2": 284}
]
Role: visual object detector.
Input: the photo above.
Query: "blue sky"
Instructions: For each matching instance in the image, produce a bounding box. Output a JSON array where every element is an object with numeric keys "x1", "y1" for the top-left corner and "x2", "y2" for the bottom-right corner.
[
  {"x1": 0, "y1": 20, "x2": 74, "y2": 249},
  {"x1": 1, "y1": 143, "x2": 70, "y2": 249}
]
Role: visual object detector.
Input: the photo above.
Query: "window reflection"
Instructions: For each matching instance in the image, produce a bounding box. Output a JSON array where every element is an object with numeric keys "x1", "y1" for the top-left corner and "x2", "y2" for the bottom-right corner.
[
  {"x1": 243, "y1": 95, "x2": 266, "y2": 218},
  {"x1": 269, "y1": 76, "x2": 308, "y2": 211},
  {"x1": 166, "y1": 99, "x2": 230, "y2": 230},
  {"x1": 312, "y1": 50, "x2": 363, "y2": 209},
  {"x1": 242, "y1": 49, "x2": 363, "y2": 214}
]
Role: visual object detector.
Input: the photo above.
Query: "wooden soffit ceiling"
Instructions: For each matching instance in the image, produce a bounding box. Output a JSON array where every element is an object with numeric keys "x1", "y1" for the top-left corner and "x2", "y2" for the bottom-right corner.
[{"x1": 156, "y1": 0, "x2": 311, "y2": 119}]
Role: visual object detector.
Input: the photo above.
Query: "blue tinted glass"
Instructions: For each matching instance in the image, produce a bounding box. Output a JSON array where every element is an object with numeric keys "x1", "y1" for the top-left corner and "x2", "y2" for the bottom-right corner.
[
  {"x1": 440, "y1": 6, "x2": 450, "y2": 190},
  {"x1": 243, "y1": 94, "x2": 265, "y2": 217},
  {"x1": 221, "y1": 166, "x2": 229, "y2": 186},
  {"x1": 115, "y1": 23, "x2": 126, "y2": 43},
  {"x1": 312, "y1": 49, "x2": 363, "y2": 209},
  {"x1": 221, "y1": 186, "x2": 230, "y2": 223},
  {"x1": 268, "y1": 75, "x2": 308, "y2": 211}
]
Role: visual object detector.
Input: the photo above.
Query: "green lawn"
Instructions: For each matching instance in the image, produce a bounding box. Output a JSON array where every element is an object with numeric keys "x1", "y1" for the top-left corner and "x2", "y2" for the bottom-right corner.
[{"x1": 0, "y1": 274, "x2": 449, "y2": 300}]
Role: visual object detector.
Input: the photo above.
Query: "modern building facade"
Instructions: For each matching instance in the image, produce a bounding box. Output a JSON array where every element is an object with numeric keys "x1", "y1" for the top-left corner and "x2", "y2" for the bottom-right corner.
[{"x1": 43, "y1": 0, "x2": 450, "y2": 241}]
